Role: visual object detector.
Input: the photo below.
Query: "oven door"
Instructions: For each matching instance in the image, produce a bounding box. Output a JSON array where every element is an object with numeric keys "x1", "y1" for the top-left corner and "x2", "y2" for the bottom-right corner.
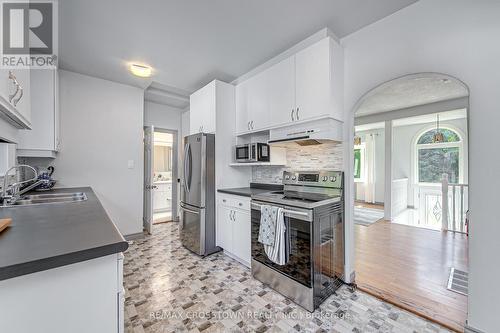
[
  {"x1": 251, "y1": 201, "x2": 313, "y2": 287},
  {"x1": 235, "y1": 144, "x2": 250, "y2": 162}
]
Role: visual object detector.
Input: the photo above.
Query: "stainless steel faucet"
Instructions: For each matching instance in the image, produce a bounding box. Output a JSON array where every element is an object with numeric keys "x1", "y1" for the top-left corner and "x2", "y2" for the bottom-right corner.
[{"x1": 1, "y1": 165, "x2": 48, "y2": 206}]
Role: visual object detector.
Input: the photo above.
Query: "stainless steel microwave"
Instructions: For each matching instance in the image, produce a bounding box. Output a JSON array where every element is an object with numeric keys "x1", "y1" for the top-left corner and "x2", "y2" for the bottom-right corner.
[{"x1": 235, "y1": 143, "x2": 270, "y2": 162}]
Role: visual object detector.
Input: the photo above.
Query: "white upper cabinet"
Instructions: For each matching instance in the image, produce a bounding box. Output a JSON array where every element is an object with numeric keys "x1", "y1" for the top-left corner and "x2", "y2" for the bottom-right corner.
[
  {"x1": 235, "y1": 80, "x2": 250, "y2": 133},
  {"x1": 17, "y1": 69, "x2": 59, "y2": 157},
  {"x1": 189, "y1": 80, "x2": 234, "y2": 135},
  {"x1": 11, "y1": 69, "x2": 31, "y2": 124},
  {"x1": 235, "y1": 36, "x2": 343, "y2": 134},
  {"x1": 295, "y1": 38, "x2": 332, "y2": 121},
  {"x1": 268, "y1": 56, "x2": 295, "y2": 127},
  {"x1": 0, "y1": 68, "x2": 31, "y2": 129},
  {"x1": 190, "y1": 80, "x2": 216, "y2": 134}
]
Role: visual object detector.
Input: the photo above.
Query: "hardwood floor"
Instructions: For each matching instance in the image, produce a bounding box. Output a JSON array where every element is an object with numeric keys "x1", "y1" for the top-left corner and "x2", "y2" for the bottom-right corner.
[
  {"x1": 355, "y1": 220, "x2": 468, "y2": 332},
  {"x1": 354, "y1": 201, "x2": 384, "y2": 210}
]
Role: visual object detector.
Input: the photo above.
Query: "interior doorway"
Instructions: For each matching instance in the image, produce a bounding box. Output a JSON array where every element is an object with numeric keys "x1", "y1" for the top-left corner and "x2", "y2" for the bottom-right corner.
[
  {"x1": 143, "y1": 126, "x2": 178, "y2": 234},
  {"x1": 351, "y1": 73, "x2": 470, "y2": 332}
]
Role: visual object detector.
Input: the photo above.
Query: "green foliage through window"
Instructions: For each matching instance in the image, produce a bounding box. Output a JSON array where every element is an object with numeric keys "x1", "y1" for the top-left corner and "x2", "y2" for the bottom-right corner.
[
  {"x1": 418, "y1": 147, "x2": 459, "y2": 183},
  {"x1": 417, "y1": 128, "x2": 460, "y2": 144},
  {"x1": 354, "y1": 149, "x2": 361, "y2": 179}
]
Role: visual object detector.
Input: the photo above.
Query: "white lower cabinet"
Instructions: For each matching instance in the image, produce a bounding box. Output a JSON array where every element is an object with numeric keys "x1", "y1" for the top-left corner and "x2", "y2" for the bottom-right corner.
[
  {"x1": 0, "y1": 253, "x2": 124, "y2": 333},
  {"x1": 216, "y1": 193, "x2": 251, "y2": 266}
]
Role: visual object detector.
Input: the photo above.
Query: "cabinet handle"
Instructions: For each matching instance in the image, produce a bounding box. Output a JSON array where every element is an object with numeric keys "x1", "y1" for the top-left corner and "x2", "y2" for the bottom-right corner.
[
  {"x1": 250, "y1": 120, "x2": 254, "y2": 129},
  {"x1": 247, "y1": 121, "x2": 250, "y2": 130},
  {"x1": 13, "y1": 86, "x2": 23, "y2": 106},
  {"x1": 296, "y1": 107, "x2": 299, "y2": 120},
  {"x1": 8, "y1": 71, "x2": 20, "y2": 103},
  {"x1": 291, "y1": 109, "x2": 295, "y2": 121},
  {"x1": 222, "y1": 199, "x2": 226, "y2": 203},
  {"x1": 239, "y1": 202, "x2": 243, "y2": 207}
]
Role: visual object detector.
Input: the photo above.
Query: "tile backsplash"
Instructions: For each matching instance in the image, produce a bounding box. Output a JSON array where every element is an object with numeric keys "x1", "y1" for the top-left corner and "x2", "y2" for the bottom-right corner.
[{"x1": 252, "y1": 142, "x2": 343, "y2": 184}]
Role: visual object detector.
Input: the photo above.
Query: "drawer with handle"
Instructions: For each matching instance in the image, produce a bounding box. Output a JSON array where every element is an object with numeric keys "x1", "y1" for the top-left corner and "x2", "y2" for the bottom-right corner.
[{"x1": 218, "y1": 193, "x2": 250, "y2": 211}]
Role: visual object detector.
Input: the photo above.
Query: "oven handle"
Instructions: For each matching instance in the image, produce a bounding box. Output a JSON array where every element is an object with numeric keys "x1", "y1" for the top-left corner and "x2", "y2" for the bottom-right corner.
[{"x1": 251, "y1": 202, "x2": 312, "y2": 221}]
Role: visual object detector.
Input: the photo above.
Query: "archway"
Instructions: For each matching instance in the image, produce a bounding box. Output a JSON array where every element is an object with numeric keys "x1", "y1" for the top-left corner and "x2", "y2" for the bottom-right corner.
[{"x1": 348, "y1": 73, "x2": 470, "y2": 332}]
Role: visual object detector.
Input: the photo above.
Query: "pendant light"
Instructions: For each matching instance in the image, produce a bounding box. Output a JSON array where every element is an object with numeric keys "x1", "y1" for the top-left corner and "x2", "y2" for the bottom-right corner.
[{"x1": 433, "y1": 114, "x2": 444, "y2": 143}]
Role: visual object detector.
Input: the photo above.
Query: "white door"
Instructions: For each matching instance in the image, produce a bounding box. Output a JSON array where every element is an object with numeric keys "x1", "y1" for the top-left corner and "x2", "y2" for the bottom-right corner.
[
  {"x1": 295, "y1": 38, "x2": 330, "y2": 121},
  {"x1": 232, "y1": 209, "x2": 251, "y2": 263},
  {"x1": 216, "y1": 204, "x2": 233, "y2": 250},
  {"x1": 268, "y1": 56, "x2": 296, "y2": 127},
  {"x1": 143, "y1": 126, "x2": 154, "y2": 234}
]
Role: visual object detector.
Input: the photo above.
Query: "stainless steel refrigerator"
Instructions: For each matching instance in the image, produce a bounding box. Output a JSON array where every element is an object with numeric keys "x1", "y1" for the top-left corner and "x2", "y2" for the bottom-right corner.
[{"x1": 180, "y1": 133, "x2": 219, "y2": 256}]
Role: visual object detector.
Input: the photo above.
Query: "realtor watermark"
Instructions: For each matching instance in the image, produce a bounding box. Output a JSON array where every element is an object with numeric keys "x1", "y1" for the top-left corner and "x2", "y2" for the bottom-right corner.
[
  {"x1": 1, "y1": 0, "x2": 57, "y2": 68},
  {"x1": 150, "y1": 309, "x2": 351, "y2": 321}
]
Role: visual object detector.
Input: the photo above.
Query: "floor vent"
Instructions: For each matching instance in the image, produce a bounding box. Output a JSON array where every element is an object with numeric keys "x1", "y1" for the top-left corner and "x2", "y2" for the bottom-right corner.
[{"x1": 447, "y1": 267, "x2": 468, "y2": 296}]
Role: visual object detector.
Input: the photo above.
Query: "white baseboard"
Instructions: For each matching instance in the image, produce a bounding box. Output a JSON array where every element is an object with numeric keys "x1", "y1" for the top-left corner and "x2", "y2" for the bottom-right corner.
[{"x1": 464, "y1": 324, "x2": 485, "y2": 333}]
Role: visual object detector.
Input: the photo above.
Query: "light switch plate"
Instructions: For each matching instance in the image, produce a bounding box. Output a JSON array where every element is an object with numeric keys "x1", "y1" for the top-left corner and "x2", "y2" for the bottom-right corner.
[{"x1": 127, "y1": 160, "x2": 134, "y2": 169}]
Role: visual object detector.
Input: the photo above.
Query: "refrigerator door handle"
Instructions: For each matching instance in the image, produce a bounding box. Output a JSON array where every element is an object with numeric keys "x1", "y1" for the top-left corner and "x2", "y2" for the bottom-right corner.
[
  {"x1": 180, "y1": 204, "x2": 200, "y2": 215},
  {"x1": 184, "y1": 143, "x2": 191, "y2": 193}
]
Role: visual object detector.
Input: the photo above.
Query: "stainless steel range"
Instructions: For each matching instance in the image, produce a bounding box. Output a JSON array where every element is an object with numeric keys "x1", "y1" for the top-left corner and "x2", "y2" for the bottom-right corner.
[{"x1": 251, "y1": 170, "x2": 345, "y2": 312}]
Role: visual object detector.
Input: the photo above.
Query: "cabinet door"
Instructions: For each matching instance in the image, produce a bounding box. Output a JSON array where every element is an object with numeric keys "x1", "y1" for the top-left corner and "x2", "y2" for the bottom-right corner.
[
  {"x1": 0, "y1": 69, "x2": 10, "y2": 102},
  {"x1": 235, "y1": 80, "x2": 250, "y2": 133},
  {"x1": 246, "y1": 71, "x2": 269, "y2": 131},
  {"x1": 232, "y1": 209, "x2": 251, "y2": 264},
  {"x1": 189, "y1": 81, "x2": 216, "y2": 134},
  {"x1": 268, "y1": 56, "x2": 295, "y2": 127},
  {"x1": 295, "y1": 38, "x2": 330, "y2": 121},
  {"x1": 12, "y1": 68, "x2": 31, "y2": 124},
  {"x1": 18, "y1": 69, "x2": 56, "y2": 151},
  {"x1": 216, "y1": 204, "x2": 233, "y2": 250}
]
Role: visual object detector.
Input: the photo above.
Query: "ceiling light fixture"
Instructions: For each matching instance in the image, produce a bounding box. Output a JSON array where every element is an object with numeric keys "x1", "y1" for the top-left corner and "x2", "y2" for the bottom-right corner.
[{"x1": 129, "y1": 63, "x2": 152, "y2": 78}]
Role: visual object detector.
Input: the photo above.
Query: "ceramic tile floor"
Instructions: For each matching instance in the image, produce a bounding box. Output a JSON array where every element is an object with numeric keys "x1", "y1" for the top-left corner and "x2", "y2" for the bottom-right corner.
[{"x1": 124, "y1": 222, "x2": 451, "y2": 333}]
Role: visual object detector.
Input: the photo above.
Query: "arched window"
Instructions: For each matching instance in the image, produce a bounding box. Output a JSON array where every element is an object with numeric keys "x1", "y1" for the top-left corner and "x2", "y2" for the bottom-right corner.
[{"x1": 416, "y1": 127, "x2": 462, "y2": 184}]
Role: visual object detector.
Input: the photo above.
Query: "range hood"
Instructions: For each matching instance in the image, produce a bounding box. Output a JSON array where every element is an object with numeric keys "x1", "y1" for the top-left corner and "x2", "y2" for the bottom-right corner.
[{"x1": 268, "y1": 118, "x2": 343, "y2": 146}]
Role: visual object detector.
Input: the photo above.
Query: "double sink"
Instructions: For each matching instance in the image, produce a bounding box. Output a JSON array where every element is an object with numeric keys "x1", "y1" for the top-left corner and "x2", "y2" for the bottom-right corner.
[{"x1": 11, "y1": 192, "x2": 87, "y2": 206}]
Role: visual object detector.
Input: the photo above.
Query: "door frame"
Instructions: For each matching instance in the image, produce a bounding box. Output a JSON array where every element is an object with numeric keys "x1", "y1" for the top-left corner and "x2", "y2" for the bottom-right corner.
[{"x1": 143, "y1": 127, "x2": 179, "y2": 232}]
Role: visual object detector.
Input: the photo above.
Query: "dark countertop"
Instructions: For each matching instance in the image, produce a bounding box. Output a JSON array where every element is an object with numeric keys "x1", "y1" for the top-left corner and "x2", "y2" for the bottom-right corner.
[
  {"x1": 0, "y1": 187, "x2": 128, "y2": 281},
  {"x1": 217, "y1": 183, "x2": 283, "y2": 197}
]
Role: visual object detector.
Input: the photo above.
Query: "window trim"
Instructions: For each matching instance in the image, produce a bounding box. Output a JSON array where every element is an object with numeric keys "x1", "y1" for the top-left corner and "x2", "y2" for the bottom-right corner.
[{"x1": 412, "y1": 125, "x2": 465, "y2": 186}]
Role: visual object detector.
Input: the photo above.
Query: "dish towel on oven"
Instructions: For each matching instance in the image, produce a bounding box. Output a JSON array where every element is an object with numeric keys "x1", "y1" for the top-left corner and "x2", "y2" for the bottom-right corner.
[{"x1": 258, "y1": 205, "x2": 287, "y2": 265}]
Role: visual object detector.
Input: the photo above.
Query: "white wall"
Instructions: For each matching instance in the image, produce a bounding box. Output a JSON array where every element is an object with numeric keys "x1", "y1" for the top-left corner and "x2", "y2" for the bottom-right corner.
[
  {"x1": 342, "y1": 1, "x2": 500, "y2": 331},
  {"x1": 54, "y1": 70, "x2": 144, "y2": 236},
  {"x1": 354, "y1": 129, "x2": 385, "y2": 204},
  {"x1": 144, "y1": 101, "x2": 183, "y2": 219},
  {"x1": 392, "y1": 118, "x2": 468, "y2": 207}
]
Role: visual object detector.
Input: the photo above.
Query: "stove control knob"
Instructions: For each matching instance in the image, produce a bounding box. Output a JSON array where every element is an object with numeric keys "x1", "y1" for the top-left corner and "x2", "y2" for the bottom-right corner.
[
  {"x1": 291, "y1": 176, "x2": 296, "y2": 180},
  {"x1": 285, "y1": 175, "x2": 290, "y2": 180},
  {"x1": 330, "y1": 176, "x2": 336, "y2": 182},
  {"x1": 322, "y1": 176, "x2": 328, "y2": 181}
]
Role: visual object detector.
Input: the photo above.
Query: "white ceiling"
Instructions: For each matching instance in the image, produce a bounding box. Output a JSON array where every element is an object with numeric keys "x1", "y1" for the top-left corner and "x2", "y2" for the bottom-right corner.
[
  {"x1": 355, "y1": 73, "x2": 469, "y2": 116},
  {"x1": 59, "y1": 0, "x2": 418, "y2": 100},
  {"x1": 355, "y1": 108, "x2": 467, "y2": 132}
]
